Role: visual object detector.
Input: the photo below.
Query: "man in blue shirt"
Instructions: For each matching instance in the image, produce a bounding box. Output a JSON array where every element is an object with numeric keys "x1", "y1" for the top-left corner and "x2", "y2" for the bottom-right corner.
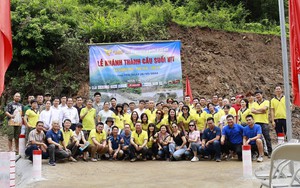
[
  {"x1": 120, "y1": 124, "x2": 131, "y2": 159},
  {"x1": 243, "y1": 114, "x2": 264, "y2": 162},
  {"x1": 108, "y1": 126, "x2": 123, "y2": 160},
  {"x1": 46, "y1": 120, "x2": 71, "y2": 166},
  {"x1": 221, "y1": 115, "x2": 243, "y2": 161},
  {"x1": 202, "y1": 117, "x2": 221, "y2": 162}
]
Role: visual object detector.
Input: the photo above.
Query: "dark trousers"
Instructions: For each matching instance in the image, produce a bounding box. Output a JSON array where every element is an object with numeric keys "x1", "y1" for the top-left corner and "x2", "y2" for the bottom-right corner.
[
  {"x1": 83, "y1": 130, "x2": 91, "y2": 140},
  {"x1": 47, "y1": 144, "x2": 70, "y2": 163},
  {"x1": 67, "y1": 141, "x2": 79, "y2": 157},
  {"x1": 158, "y1": 145, "x2": 169, "y2": 159},
  {"x1": 275, "y1": 119, "x2": 287, "y2": 135},
  {"x1": 203, "y1": 140, "x2": 221, "y2": 159},
  {"x1": 221, "y1": 140, "x2": 242, "y2": 159},
  {"x1": 257, "y1": 123, "x2": 272, "y2": 153},
  {"x1": 25, "y1": 145, "x2": 48, "y2": 161},
  {"x1": 129, "y1": 145, "x2": 147, "y2": 159},
  {"x1": 146, "y1": 143, "x2": 158, "y2": 159}
]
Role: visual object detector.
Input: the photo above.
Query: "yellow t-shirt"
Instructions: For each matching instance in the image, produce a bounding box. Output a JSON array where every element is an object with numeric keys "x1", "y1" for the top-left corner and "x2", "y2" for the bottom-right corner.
[
  {"x1": 112, "y1": 113, "x2": 125, "y2": 129},
  {"x1": 238, "y1": 108, "x2": 251, "y2": 125},
  {"x1": 25, "y1": 109, "x2": 40, "y2": 128},
  {"x1": 252, "y1": 100, "x2": 270, "y2": 124},
  {"x1": 145, "y1": 109, "x2": 156, "y2": 124},
  {"x1": 61, "y1": 128, "x2": 74, "y2": 146},
  {"x1": 177, "y1": 114, "x2": 196, "y2": 131},
  {"x1": 131, "y1": 130, "x2": 148, "y2": 146},
  {"x1": 125, "y1": 119, "x2": 136, "y2": 131},
  {"x1": 147, "y1": 135, "x2": 155, "y2": 148},
  {"x1": 123, "y1": 113, "x2": 130, "y2": 125},
  {"x1": 194, "y1": 111, "x2": 207, "y2": 131},
  {"x1": 270, "y1": 96, "x2": 286, "y2": 119},
  {"x1": 155, "y1": 118, "x2": 167, "y2": 130},
  {"x1": 88, "y1": 129, "x2": 107, "y2": 146},
  {"x1": 141, "y1": 122, "x2": 149, "y2": 131},
  {"x1": 219, "y1": 107, "x2": 237, "y2": 117},
  {"x1": 205, "y1": 111, "x2": 221, "y2": 126},
  {"x1": 80, "y1": 107, "x2": 96, "y2": 131}
]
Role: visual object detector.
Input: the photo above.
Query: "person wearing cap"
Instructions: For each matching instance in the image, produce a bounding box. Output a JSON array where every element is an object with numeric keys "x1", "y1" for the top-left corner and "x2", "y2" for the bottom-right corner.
[
  {"x1": 112, "y1": 103, "x2": 125, "y2": 130},
  {"x1": 80, "y1": 98, "x2": 96, "y2": 139},
  {"x1": 93, "y1": 92, "x2": 102, "y2": 121},
  {"x1": 243, "y1": 114, "x2": 264, "y2": 162},
  {"x1": 251, "y1": 90, "x2": 272, "y2": 158},
  {"x1": 129, "y1": 121, "x2": 148, "y2": 162},
  {"x1": 61, "y1": 119, "x2": 78, "y2": 162},
  {"x1": 46, "y1": 120, "x2": 72, "y2": 166},
  {"x1": 5, "y1": 92, "x2": 24, "y2": 153},
  {"x1": 108, "y1": 126, "x2": 124, "y2": 160},
  {"x1": 74, "y1": 123, "x2": 89, "y2": 161},
  {"x1": 104, "y1": 117, "x2": 116, "y2": 136},
  {"x1": 25, "y1": 121, "x2": 48, "y2": 161},
  {"x1": 220, "y1": 115, "x2": 243, "y2": 161},
  {"x1": 270, "y1": 86, "x2": 288, "y2": 137},
  {"x1": 62, "y1": 98, "x2": 79, "y2": 131},
  {"x1": 87, "y1": 122, "x2": 108, "y2": 162},
  {"x1": 24, "y1": 99, "x2": 40, "y2": 141},
  {"x1": 44, "y1": 92, "x2": 51, "y2": 103}
]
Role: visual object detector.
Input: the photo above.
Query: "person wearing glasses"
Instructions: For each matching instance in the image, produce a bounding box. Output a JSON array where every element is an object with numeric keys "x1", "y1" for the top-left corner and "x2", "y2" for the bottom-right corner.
[
  {"x1": 202, "y1": 117, "x2": 221, "y2": 162},
  {"x1": 185, "y1": 121, "x2": 202, "y2": 162},
  {"x1": 178, "y1": 105, "x2": 195, "y2": 134},
  {"x1": 169, "y1": 123, "x2": 187, "y2": 161},
  {"x1": 154, "y1": 110, "x2": 166, "y2": 131}
]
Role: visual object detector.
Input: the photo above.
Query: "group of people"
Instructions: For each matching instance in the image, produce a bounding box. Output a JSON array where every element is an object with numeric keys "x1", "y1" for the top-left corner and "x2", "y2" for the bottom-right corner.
[{"x1": 4, "y1": 85, "x2": 288, "y2": 165}]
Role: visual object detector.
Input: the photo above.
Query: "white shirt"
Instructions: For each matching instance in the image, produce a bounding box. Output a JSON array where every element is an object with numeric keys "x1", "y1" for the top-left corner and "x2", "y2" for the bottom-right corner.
[
  {"x1": 39, "y1": 109, "x2": 52, "y2": 130},
  {"x1": 98, "y1": 110, "x2": 114, "y2": 123},
  {"x1": 59, "y1": 103, "x2": 67, "y2": 111},
  {"x1": 62, "y1": 106, "x2": 79, "y2": 124},
  {"x1": 50, "y1": 106, "x2": 63, "y2": 128},
  {"x1": 74, "y1": 130, "x2": 84, "y2": 141},
  {"x1": 133, "y1": 108, "x2": 145, "y2": 120}
]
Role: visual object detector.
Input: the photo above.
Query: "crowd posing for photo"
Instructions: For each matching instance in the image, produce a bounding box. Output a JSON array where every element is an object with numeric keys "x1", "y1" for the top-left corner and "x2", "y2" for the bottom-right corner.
[{"x1": 4, "y1": 85, "x2": 288, "y2": 166}]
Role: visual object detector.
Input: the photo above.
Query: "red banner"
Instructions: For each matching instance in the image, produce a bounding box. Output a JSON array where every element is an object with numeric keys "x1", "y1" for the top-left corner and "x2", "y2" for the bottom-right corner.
[
  {"x1": 185, "y1": 75, "x2": 193, "y2": 104},
  {"x1": 289, "y1": 0, "x2": 300, "y2": 106},
  {"x1": 0, "y1": 0, "x2": 13, "y2": 96}
]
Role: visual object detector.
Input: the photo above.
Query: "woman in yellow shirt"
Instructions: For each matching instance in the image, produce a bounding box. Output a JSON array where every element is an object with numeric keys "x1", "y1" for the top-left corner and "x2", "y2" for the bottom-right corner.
[
  {"x1": 146, "y1": 123, "x2": 158, "y2": 160},
  {"x1": 238, "y1": 99, "x2": 251, "y2": 126},
  {"x1": 177, "y1": 105, "x2": 195, "y2": 134},
  {"x1": 154, "y1": 110, "x2": 166, "y2": 131},
  {"x1": 194, "y1": 103, "x2": 206, "y2": 133},
  {"x1": 112, "y1": 103, "x2": 125, "y2": 130},
  {"x1": 141, "y1": 113, "x2": 149, "y2": 131},
  {"x1": 126, "y1": 111, "x2": 139, "y2": 131},
  {"x1": 166, "y1": 109, "x2": 177, "y2": 133}
]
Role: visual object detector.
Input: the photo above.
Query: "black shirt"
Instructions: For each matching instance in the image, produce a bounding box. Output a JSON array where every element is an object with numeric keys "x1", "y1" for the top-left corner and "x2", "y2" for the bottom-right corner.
[{"x1": 172, "y1": 131, "x2": 185, "y2": 146}]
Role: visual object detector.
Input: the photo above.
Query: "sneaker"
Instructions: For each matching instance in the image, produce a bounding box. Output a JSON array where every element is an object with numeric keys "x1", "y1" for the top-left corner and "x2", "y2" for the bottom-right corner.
[
  {"x1": 257, "y1": 156, "x2": 264, "y2": 162},
  {"x1": 191, "y1": 156, "x2": 199, "y2": 162},
  {"x1": 48, "y1": 162, "x2": 56, "y2": 166},
  {"x1": 69, "y1": 156, "x2": 77, "y2": 162},
  {"x1": 130, "y1": 158, "x2": 137, "y2": 162},
  {"x1": 91, "y1": 158, "x2": 97, "y2": 162},
  {"x1": 216, "y1": 158, "x2": 221, "y2": 162},
  {"x1": 252, "y1": 154, "x2": 257, "y2": 161}
]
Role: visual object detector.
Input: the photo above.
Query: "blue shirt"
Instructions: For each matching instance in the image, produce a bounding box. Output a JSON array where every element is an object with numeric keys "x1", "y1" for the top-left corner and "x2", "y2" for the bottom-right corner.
[
  {"x1": 203, "y1": 126, "x2": 221, "y2": 141},
  {"x1": 222, "y1": 124, "x2": 243, "y2": 144},
  {"x1": 46, "y1": 129, "x2": 64, "y2": 145},
  {"x1": 120, "y1": 131, "x2": 131, "y2": 146},
  {"x1": 109, "y1": 135, "x2": 121, "y2": 150},
  {"x1": 243, "y1": 124, "x2": 262, "y2": 145}
]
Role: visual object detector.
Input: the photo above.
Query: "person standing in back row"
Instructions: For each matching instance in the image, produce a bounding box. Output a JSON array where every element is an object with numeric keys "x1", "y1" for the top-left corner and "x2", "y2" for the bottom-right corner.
[{"x1": 251, "y1": 90, "x2": 272, "y2": 158}]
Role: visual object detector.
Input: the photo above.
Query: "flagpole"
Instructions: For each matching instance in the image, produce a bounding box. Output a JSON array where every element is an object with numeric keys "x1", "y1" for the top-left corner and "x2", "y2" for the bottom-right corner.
[{"x1": 278, "y1": 0, "x2": 292, "y2": 141}]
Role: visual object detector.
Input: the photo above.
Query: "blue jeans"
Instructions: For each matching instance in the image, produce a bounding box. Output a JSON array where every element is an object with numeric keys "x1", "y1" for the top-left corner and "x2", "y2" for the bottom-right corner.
[
  {"x1": 169, "y1": 143, "x2": 187, "y2": 160},
  {"x1": 184, "y1": 143, "x2": 202, "y2": 158},
  {"x1": 158, "y1": 145, "x2": 169, "y2": 159},
  {"x1": 203, "y1": 140, "x2": 221, "y2": 159},
  {"x1": 25, "y1": 145, "x2": 49, "y2": 161}
]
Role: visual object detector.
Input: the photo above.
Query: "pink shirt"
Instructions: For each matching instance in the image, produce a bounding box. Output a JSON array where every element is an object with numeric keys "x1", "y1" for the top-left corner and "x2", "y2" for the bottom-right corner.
[{"x1": 188, "y1": 130, "x2": 201, "y2": 144}]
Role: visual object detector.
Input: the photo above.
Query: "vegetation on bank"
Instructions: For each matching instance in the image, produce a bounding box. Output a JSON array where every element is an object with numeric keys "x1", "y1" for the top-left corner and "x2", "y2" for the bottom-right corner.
[{"x1": 3, "y1": 0, "x2": 287, "y2": 101}]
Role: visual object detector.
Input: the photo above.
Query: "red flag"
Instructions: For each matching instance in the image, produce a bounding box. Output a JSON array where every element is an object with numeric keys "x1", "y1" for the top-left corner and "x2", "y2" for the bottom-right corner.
[
  {"x1": 0, "y1": 0, "x2": 13, "y2": 97},
  {"x1": 185, "y1": 75, "x2": 193, "y2": 104},
  {"x1": 289, "y1": 0, "x2": 300, "y2": 106}
]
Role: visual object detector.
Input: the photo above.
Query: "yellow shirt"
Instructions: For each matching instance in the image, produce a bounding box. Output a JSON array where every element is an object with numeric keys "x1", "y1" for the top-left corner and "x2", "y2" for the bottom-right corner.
[
  {"x1": 88, "y1": 129, "x2": 107, "y2": 146},
  {"x1": 147, "y1": 135, "x2": 155, "y2": 148},
  {"x1": 131, "y1": 130, "x2": 148, "y2": 146},
  {"x1": 155, "y1": 118, "x2": 167, "y2": 130},
  {"x1": 252, "y1": 100, "x2": 270, "y2": 124},
  {"x1": 238, "y1": 108, "x2": 251, "y2": 125},
  {"x1": 194, "y1": 111, "x2": 207, "y2": 131},
  {"x1": 61, "y1": 128, "x2": 74, "y2": 146},
  {"x1": 25, "y1": 109, "x2": 40, "y2": 128},
  {"x1": 141, "y1": 122, "x2": 149, "y2": 131},
  {"x1": 177, "y1": 114, "x2": 196, "y2": 131},
  {"x1": 219, "y1": 107, "x2": 237, "y2": 117},
  {"x1": 123, "y1": 113, "x2": 130, "y2": 124},
  {"x1": 112, "y1": 113, "x2": 125, "y2": 129},
  {"x1": 270, "y1": 96, "x2": 286, "y2": 119},
  {"x1": 145, "y1": 109, "x2": 156, "y2": 123},
  {"x1": 205, "y1": 111, "x2": 221, "y2": 126},
  {"x1": 80, "y1": 107, "x2": 96, "y2": 131}
]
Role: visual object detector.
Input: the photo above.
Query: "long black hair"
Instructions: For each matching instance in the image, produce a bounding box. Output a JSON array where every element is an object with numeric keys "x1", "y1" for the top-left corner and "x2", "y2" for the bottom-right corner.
[{"x1": 147, "y1": 123, "x2": 156, "y2": 142}]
